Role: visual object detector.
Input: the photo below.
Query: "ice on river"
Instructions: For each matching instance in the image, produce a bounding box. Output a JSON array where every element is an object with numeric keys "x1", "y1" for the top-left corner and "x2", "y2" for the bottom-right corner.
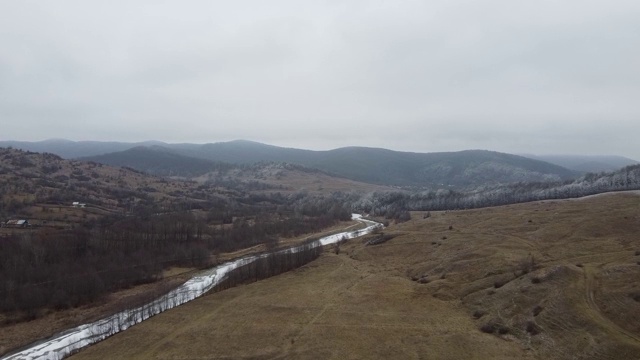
[{"x1": 2, "y1": 214, "x2": 382, "y2": 360}]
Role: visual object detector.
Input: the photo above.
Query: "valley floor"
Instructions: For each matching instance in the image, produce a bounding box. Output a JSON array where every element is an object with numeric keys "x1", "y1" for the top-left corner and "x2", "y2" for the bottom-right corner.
[
  {"x1": 0, "y1": 221, "x2": 365, "y2": 357},
  {"x1": 70, "y1": 191, "x2": 640, "y2": 359}
]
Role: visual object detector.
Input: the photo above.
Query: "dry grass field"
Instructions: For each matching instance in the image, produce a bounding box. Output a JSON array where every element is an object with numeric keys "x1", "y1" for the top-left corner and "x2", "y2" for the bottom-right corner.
[{"x1": 70, "y1": 191, "x2": 640, "y2": 359}]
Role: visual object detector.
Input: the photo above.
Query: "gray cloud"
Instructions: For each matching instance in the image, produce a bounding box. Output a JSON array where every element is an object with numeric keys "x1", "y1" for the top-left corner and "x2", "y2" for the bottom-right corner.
[{"x1": 1, "y1": 0, "x2": 639, "y2": 159}]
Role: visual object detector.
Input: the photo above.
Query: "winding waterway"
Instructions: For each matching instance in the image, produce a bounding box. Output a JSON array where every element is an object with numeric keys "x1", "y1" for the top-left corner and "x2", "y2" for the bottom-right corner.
[{"x1": 2, "y1": 215, "x2": 382, "y2": 360}]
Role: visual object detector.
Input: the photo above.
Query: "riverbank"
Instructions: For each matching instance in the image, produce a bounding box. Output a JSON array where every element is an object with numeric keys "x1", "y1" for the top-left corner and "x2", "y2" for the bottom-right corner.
[{"x1": 1, "y1": 215, "x2": 381, "y2": 359}]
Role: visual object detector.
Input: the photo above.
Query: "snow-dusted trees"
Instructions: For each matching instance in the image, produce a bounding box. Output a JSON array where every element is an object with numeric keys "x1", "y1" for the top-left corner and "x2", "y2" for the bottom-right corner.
[{"x1": 356, "y1": 165, "x2": 640, "y2": 214}]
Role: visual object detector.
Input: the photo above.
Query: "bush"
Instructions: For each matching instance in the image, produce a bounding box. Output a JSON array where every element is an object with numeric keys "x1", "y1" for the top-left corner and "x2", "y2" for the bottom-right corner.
[
  {"x1": 526, "y1": 321, "x2": 541, "y2": 335},
  {"x1": 480, "y1": 323, "x2": 496, "y2": 333},
  {"x1": 396, "y1": 211, "x2": 411, "y2": 223},
  {"x1": 494, "y1": 280, "x2": 506, "y2": 289},
  {"x1": 366, "y1": 233, "x2": 396, "y2": 246},
  {"x1": 532, "y1": 305, "x2": 544, "y2": 316},
  {"x1": 472, "y1": 310, "x2": 486, "y2": 319},
  {"x1": 479, "y1": 321, "x2": 508, "y2": 334}
]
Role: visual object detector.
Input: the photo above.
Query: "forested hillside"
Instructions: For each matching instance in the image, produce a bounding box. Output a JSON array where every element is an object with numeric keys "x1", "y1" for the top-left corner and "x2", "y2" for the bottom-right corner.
[
  {"x1": 357, "y1": 165, "x2": 640, "y2": 218},
  {"x1": 83, "y1": 141, "x2": 579, "y2": 187},
  {"x1": 82, "y1": 146, "x2": 233, "y2": 177},
  {"x1": 0, "y1": 148, "x2": 355, "y2": 322}
]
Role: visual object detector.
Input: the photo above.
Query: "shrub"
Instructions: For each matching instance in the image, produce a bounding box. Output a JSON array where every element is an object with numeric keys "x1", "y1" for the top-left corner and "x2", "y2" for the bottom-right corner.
[
  {"x1": 396, "y1": 211, "x2": 411, "y2": 223},
  {"x1": 480, "y1": 323, "x2": 497, "y2": 333},
  {"x1": 472, "y1": 310, "x2": 486, "y2": 319},
  {"x1": 525, "y1": 321, "x2": 541, "y2": 335},
  {"x1": 532, "y1": 305, "x2": 544, "y2": 316},
  {"x1": 479, "y1": 321, "x2": 508, "y2": 335}
]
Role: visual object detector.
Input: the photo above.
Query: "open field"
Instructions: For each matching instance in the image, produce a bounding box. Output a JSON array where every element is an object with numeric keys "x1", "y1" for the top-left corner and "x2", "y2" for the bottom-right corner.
[{"x1": 70, "y1": 191, "x2": 640, "y2": 359}]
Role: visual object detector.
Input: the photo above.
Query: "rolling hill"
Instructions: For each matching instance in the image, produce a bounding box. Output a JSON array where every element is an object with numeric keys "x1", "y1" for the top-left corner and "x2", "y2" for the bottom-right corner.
[
  {"x1": 81, "y1": 145, "x2": 233, "y2": 178},
  {"x1": 80, "y1": 140, "x2": 579, "y2": 187},
  {"x1": 0, "y1": 139, "x2": 167, "y2": 158},
  {"x1": 523, "y1": 154, "x2": 639, "y2": 173}
]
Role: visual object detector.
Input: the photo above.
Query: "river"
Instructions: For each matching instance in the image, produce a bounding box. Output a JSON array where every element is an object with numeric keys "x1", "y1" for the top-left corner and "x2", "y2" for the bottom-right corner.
[{"x1": 2, "y1": 214, "x2": 382, "y2": 360}]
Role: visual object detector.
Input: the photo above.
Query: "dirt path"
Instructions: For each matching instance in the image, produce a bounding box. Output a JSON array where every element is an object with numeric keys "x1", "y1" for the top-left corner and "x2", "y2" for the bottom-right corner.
[{"x1": 583, "y1": 265, "x2": 640, "y2": 345}]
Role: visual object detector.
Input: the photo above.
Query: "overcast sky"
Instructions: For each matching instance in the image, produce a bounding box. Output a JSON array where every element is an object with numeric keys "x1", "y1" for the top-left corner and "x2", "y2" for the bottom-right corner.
[{"x1": 1, "y1": 1, "x2": 639, "y2": 158}]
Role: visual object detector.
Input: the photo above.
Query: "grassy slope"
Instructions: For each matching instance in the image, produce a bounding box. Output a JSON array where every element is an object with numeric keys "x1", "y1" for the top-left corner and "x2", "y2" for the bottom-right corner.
[{"x1": 72, "y1": 191, "x2": 640, "y2": 360}]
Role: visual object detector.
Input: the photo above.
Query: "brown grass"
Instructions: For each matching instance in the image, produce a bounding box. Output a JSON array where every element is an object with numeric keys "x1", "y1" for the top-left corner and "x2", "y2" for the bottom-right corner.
[{"x1": 68, "y1": 191, "x2": 640, "y2": 359}]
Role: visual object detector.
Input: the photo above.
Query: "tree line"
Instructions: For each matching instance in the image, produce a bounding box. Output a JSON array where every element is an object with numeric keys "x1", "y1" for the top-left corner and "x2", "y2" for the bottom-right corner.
[
  {"x1": 0, "y1": 193, "x2": 352, "y2": 321},
  {"x1": 355, "y1": 165, "x2": 640, "y2": 216}
]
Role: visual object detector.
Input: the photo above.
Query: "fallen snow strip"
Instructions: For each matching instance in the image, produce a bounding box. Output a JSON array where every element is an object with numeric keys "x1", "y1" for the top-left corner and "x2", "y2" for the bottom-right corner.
[{"x1": 2, "y1": 214, "x2": 382, "y2": 360}]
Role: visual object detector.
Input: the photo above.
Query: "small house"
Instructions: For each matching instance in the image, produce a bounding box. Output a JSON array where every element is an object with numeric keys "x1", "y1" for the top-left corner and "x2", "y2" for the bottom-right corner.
[{"x1": 4, "y1": 219, "x2": 29, "y2": 228}]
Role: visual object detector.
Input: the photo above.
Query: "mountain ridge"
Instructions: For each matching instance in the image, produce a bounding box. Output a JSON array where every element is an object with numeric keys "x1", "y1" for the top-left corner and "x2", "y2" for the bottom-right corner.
[{"x1": 67, "y1": 141, "x2": 581, "y2": 187}]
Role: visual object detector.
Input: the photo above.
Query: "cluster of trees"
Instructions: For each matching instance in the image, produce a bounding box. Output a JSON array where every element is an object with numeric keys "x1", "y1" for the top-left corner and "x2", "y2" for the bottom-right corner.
[
  {"x1": 0, "y1": 227, "x2": 184, "y2": 319},
  {"x1": 215, "y1": 243, "x2": 323, "y2": 291},
  {"x1": 0, "y1": 191, "x2": 353, "y2": 320},
  {"x1": 355, "y1": 165, "x2": 640, "y2": 214}
]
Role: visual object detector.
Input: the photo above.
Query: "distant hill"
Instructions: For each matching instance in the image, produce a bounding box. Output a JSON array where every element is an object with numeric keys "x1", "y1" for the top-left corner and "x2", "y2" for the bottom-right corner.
[
  {"x1": 0, "y1": 147, "x2": 228, "y2": 219},
  {"x1": 522, "y1": 154, "x2": 639, "y2": 173},
  {"x1": 82, "y1": 146, "x2": 233, "y2": 178},
  {"x1": 0, "y1": 139, "x2": 166, "y2": 158},
  {"x1": 161, "y1": 140, "x2": 579, "y2": 186},
  {"x1": 74, "y1": 140, "x2": 579, "y2": 187}
]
